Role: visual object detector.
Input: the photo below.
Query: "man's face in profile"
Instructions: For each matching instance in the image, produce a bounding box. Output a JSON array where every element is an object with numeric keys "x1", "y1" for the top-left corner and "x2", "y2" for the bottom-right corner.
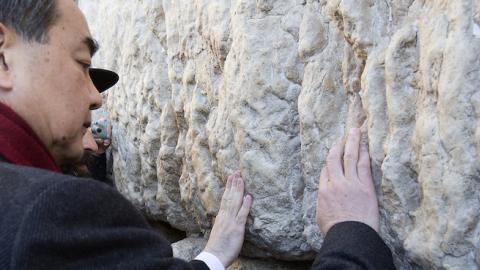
[{"x1": 1, "y1": 0, "x2": 102, "y2": 166}]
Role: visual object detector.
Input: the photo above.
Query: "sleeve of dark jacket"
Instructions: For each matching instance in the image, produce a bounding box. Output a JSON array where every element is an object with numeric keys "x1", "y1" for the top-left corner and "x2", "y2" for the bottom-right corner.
[
  {"x1": 311, "y1": 222, "x2": 396, "y2": 270},
  {"x1": 11, "y1": 178, "x2": 209, "y2": 270}
]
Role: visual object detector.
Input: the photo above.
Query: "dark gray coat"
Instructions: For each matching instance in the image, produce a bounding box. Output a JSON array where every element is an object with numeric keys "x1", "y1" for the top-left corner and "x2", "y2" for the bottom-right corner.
[{"x1": 0, "y1": 161, "x2": 208, "y2": 270}]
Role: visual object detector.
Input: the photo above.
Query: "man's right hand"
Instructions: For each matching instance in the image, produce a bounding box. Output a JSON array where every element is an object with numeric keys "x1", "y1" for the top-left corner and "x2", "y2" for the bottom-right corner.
[
  {"x1": 316, "y1": 128, "x2": 380, "y2": 235},
  {"x1": 204, "y1": 172, "x2": 253, "y2": 267}
]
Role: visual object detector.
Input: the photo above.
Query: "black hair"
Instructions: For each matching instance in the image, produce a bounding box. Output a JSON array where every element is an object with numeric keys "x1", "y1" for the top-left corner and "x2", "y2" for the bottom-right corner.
[{"x1": 0, "y1": 0, "x2": 59, "y2": 43}]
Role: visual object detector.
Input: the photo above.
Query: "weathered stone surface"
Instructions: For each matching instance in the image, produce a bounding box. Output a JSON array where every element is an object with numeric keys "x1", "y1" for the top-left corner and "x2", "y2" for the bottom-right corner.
[
  {"x1": 79, "y1": 0, "x2": 480, "y2": 268},
  {"x1": 172, "y1": 237, "x2": 206, "y2": 262}
]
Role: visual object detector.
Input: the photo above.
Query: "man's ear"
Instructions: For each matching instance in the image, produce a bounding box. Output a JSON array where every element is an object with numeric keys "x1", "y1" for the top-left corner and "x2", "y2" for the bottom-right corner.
[{"x1": 0, "y1": 23, "x2": 14, "y2": 91}]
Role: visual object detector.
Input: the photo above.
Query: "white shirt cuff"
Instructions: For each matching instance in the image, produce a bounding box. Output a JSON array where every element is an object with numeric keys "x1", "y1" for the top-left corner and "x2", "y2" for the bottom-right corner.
[{"x1": 194, "y1": 251, "x2": 225, "y2": 270}]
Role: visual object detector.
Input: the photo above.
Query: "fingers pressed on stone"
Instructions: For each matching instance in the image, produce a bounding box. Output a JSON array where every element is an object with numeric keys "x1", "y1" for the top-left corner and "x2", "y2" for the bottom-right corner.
[
  {"x1": 226, "y1": 174, "x2": 234, "y2": 191},
  {"x1": 236, "y1": 195, "x2": 252, "y2": 224},
  {"x1": 227, "y1": 174, "x2": 235, "y2": 188},
  {"x1": 229, "y1": 175, "x2": 245, "y2": 214},
  {"x1": 220, "y1": 174, "x2": 235, "y2": 212},
  {"x1": 358, "y1": 143, "x2": 373, "y2": 186},
  {"x1": 327, "y1": 138, "x2": 346, "y2": 181},
  {"x1": 344, "y1": 128, "x2": 361, "y2": 180},
  {"x1": 228, "y1": 174, "x2": 237, "y2": 194}
]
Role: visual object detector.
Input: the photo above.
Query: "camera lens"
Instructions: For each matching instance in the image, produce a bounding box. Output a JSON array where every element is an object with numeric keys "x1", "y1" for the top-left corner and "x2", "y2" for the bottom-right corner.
[{"x1": 96, "y1": 128, "x2": 102, "y2": 133}]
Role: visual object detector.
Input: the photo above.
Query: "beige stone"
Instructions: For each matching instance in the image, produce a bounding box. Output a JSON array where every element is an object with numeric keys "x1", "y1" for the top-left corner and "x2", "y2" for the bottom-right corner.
[{"x1": 80, "y1": 0, "x2": 480, "y2": 268}]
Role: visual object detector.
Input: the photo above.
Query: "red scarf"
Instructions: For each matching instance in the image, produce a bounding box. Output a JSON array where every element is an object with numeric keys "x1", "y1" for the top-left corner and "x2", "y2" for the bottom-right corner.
[{"x1": 0, "y1": 102, "x2": 60, "y2": 172}]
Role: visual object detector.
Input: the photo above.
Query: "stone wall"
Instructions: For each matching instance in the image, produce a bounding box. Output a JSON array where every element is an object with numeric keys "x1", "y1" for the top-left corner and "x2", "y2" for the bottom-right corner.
[{"x1": 79, "y1": 0, "x2": 480, "y2": 269}]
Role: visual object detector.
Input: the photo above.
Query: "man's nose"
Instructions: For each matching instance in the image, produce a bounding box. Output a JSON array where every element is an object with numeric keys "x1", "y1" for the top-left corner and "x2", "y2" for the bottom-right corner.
[
  {"x1": 88, "y1": 78, "x2": 103, "y2": 110},
  {"x1": 83, "y1": 129, "x2": 98, "y2": 153}
]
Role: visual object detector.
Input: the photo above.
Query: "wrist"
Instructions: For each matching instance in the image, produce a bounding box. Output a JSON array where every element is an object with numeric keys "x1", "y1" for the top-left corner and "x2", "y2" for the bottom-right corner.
[
  {"x1": 203, "y1": 246, "x2": 228, "y2": 267},
  {"x1": 197, "y1": 250, "x2": 226, "y2": 269}
]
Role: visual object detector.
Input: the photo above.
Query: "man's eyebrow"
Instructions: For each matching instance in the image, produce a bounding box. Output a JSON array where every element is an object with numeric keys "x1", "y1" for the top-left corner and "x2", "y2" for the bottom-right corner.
[{"x1": 83, "y1": 37, "x2": 99, "y2": 57}]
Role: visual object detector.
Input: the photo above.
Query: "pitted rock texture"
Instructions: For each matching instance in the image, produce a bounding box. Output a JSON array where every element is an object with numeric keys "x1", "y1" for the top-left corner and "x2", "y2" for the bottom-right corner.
[{"x1": 79, "y1": 0, "x2": 480, "y2": 268}]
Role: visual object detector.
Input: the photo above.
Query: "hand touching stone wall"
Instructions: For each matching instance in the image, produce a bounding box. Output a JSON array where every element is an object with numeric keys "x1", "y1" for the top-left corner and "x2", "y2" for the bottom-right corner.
[{"x1": 79, "y1": 0, "x2": 480, "y2": 268}]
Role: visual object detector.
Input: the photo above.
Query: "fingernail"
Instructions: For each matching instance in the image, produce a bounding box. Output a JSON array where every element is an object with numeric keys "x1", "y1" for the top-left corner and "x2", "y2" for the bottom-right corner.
[{"x1": 350, "y1": 128, "x2": 359, "y2": 135}]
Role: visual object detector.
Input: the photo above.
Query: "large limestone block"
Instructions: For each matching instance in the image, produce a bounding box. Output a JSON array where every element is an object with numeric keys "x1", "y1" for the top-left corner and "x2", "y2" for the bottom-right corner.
[{"x1": 79, "y1": 0, "x2": 480, "y2": 268}]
